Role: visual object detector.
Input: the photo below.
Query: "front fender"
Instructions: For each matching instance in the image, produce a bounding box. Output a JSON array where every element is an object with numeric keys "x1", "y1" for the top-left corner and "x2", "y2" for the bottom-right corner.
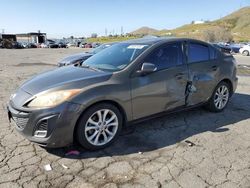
[{"x1": 71, "y1": 82, "x2": 132, "y2": 121}]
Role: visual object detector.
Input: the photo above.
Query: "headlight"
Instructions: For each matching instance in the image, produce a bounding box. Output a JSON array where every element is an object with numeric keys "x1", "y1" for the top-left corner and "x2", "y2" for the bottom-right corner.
[{"x1": 27, "y1": 89, "x2": 81, "y2": 108}]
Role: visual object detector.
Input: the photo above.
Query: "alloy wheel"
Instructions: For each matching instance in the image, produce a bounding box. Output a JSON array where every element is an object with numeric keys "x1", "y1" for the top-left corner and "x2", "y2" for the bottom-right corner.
[
  {"x1": 84, "y1": 109, "x2": 119, "y2": 146},
  {"x1": 214, "y1": 85, "x2": 229, "y2": 110}
]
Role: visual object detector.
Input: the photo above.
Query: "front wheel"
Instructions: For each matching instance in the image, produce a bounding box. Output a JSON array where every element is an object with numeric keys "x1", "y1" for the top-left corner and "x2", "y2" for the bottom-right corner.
[
  {"x1": 76, "y1": 103, "x2": 123, "y2": 150},
  {"x1": 206, "y1": 82, "x2": 230, "y2": 112}
]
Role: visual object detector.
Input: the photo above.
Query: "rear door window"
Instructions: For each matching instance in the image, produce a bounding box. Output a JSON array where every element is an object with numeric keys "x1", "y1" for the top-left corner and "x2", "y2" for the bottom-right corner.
[{"x1": 188, "y1": 43, "x2": 209, "y2": 63}]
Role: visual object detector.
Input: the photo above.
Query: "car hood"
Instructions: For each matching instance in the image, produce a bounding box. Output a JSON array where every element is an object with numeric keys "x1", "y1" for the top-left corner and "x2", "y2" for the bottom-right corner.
[
  {"x1": 20, "y1": 66, "x2": 112, "y2": 95},
  {"x1": 60, "y1": 52, "x2": 93, "y2": 63}
]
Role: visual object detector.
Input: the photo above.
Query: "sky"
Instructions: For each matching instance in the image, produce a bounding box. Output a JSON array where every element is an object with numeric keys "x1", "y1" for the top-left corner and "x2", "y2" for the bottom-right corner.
[{"x1": 0, "y1": 0, "x2": 250, "y2": 38}]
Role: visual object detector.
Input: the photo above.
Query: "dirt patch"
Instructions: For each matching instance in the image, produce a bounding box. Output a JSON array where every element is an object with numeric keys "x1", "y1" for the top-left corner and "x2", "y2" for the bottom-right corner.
[{"x1": 237, "y1": 65, "x2": 250, "y2": 76}]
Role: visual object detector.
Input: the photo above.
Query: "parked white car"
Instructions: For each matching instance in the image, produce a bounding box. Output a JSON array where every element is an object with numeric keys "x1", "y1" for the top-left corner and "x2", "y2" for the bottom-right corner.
[
  {"x1": 66, "y1": 43, "x2": 76, "y2": 47},
  {"x1": 239, "y1": 45, "x2": 250, "y2": 56},
  {"x1": 40, "y1": 43, "x2": 48, "y2": 48}
]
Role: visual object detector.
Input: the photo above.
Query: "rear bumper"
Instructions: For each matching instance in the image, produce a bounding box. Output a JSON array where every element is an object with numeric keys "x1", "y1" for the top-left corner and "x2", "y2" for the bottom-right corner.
[
  {"x1": 232, "y1": 76, "x2": 238, "y2": 94},
  {"x1": 7, "y1": 101, "x2": 82, "y2": 148}
]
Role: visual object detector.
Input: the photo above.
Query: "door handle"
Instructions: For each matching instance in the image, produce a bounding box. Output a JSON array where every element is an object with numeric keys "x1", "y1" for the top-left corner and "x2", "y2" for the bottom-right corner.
[
  {"x1": 211, "y1": 65, "x2": 218, "y2": 71},
  {"x1": 175, "y1": 73, "x2": 184, "y2": 80}
]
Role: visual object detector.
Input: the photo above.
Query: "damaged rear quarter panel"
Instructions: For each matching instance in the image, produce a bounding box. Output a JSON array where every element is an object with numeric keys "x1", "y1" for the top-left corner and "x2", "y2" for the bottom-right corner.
[{"x1": 186, "y1": 60, "x2": 220, "y2": 105}]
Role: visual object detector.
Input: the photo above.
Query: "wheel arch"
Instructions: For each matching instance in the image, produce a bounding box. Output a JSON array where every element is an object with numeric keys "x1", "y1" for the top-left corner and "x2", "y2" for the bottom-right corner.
[
  {"x1": 219, "y1": 78, "x2": 233, "y2": 97},
  {"x1": 73, "y1": 100, "x2": 128, "y2": 142}
]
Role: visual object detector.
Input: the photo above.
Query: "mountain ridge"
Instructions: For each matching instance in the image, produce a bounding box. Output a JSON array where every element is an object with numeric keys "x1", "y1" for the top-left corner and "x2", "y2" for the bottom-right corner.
[{"x1": 130, "y1": 7, "x2": 250, "y2": 41}]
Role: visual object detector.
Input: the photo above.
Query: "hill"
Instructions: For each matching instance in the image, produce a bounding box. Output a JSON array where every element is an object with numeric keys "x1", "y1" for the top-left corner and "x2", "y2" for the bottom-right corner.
[
  {"x1": 166, "y1": 7, "x2": 250, "y2": 41},
  {"x1": 130, "y1": 27, "x2": 159, "y2": 35},
  {"x1": 130, "y1": 7, "x2": 250, "y2": 41}
]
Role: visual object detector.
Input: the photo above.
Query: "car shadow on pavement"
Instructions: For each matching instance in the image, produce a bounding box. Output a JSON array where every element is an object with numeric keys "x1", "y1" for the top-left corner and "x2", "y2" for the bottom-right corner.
[{"x1": 46, "y1": 93, "x2": 250, "y2": 159}]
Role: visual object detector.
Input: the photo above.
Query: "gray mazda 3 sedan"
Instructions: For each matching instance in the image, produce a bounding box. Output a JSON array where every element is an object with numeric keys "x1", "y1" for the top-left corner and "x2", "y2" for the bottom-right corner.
[{"x1": 7, "y1": 38, "x2": 238, "y2": 150}]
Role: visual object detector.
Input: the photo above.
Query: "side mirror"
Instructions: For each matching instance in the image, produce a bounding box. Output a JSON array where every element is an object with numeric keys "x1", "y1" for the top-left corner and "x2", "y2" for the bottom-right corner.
[{"x1": 137, "y1": 63, "x2": 157, "y2": 75}]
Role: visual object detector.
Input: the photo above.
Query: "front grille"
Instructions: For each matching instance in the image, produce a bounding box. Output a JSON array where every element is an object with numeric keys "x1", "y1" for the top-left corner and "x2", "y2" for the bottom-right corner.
[{"x1": 12, "y1": 116, "x2": 29, "y2": 130}]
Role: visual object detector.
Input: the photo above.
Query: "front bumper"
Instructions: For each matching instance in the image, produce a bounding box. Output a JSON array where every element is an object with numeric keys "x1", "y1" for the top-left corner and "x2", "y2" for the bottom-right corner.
[{"x1": 7, "y1": 101, "x2": 82, "y2": 148}]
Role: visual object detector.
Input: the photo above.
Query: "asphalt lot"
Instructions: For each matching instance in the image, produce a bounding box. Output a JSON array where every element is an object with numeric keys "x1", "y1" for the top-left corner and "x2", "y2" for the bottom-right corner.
[
  {"x1": 234, "y1": 54, "x2": 250, "y2": 66},
  {"x1": 0, "y1": 49, "x2": 250, "y2": 188}
]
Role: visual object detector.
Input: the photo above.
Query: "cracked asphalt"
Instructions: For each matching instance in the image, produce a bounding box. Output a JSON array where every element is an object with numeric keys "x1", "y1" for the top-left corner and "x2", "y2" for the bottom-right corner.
[{"x1": 0, "y1": 49, "x2": 250, "y2": 188}]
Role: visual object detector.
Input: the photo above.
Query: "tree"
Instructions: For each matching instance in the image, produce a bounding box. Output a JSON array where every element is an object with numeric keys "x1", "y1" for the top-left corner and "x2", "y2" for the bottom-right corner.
[
  {"x1": 203, "y1": 30, "x2": 216, "y2": 42},
  {"x1": 202, "y1": 27, "x2": 233, "y2": 42}
]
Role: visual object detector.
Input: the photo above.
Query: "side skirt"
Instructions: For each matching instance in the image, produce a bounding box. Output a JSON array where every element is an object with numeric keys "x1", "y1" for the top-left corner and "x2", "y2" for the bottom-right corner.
[{"x1": 127, "y1": 102, "x2": 207, "y2": 126}]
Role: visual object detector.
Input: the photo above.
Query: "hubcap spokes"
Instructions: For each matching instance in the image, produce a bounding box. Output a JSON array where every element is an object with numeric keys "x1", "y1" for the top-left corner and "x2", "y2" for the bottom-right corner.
[
  {"x1": 85, "y1": 109, "x2": 118, "y2": 146},
  {"x1": 214, "y1": 85, "x2": 229, "y2": 110}
]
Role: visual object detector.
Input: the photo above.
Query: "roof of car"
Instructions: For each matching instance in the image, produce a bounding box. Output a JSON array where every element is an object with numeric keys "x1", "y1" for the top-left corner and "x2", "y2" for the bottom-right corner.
[{"x1": 120, "y1": 37, "x2": 207, "y2": 45}]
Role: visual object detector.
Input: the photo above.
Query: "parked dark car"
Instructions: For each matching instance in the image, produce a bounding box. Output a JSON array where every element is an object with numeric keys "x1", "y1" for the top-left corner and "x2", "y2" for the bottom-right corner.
[
  {"x1": 57, "y1": 43, "x2": 115, "y2": 67},
  {"x1": 57, "y1": 42, "x2": 67, "y2": 48},
  {"x1": 48, "y1": 43, "x2": 59, "y2": 48},
  {"x1": 12, "y1": 42, "x2": 24, "y2": 49},
  {"x1": 26, "y1": 43, "x2": 37, "y2": 48},
  {"x1": 7, "y1": 38, "x2": 238, "y2": 150},
  {"x1": 76, "y1": 41, "x2": 81, "y2": 47},
  {"x1": 228, "y1": 44, "x2": 241, "y2": 53},
  {"x1": 212, "y1": 43, "x2": 231, "y2": 54},
  {"x1": 84, "y1": 43, "x2": 92, "y2": 48}
]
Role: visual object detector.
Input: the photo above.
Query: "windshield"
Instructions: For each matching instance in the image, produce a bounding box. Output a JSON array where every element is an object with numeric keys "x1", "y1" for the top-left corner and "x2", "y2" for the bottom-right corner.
[
  {"x1": 91, "y1": 44, "x2": 111, "y2": 54},
  {"x1": 83, "y1": 43, "x2": 149, "y2": 72}
]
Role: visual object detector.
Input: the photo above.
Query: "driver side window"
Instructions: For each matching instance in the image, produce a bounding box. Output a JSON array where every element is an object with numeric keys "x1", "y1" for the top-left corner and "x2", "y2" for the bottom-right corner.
[{"x1": 144, "y1": 42, "x2": 183, "y2": 70}]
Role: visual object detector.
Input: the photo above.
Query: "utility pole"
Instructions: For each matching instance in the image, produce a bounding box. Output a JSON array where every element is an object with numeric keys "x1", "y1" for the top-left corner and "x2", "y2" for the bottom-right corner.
[
  {"x1": 121, "y1": 26, "x2": 123, "y2": 36},
  {"x1": 105, "y1": 28, "x2": 107, "y2": 36}
]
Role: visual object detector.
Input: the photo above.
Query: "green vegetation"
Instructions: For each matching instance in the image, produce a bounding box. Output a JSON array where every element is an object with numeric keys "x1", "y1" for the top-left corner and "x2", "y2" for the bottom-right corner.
[{"x1": 87, "y1": 36, "x2": 139, "y2": 43}]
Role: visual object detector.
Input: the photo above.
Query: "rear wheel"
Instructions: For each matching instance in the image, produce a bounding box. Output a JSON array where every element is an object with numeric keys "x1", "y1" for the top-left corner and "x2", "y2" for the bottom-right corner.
[
  {"x1": 242, "y1": 50, "x2": 249, "y2": 56},
  {"x1": 206, "y1": 82, "x2": 230, "y2": 112},
  {"x1": 76, "y1": 103, "x2": 122, "y2": 150}
]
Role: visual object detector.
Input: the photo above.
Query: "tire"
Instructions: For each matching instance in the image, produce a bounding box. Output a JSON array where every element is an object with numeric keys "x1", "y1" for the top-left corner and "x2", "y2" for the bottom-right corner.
[
  {"x1": 76, "y1": 103, "x2": 123, "y2": 150},
  {"x1": 206, "y1": 82, "x2": 231, "y2": 112},
  {"x1": 242, "y1": 50, "x2": 249, "y2": 56}
]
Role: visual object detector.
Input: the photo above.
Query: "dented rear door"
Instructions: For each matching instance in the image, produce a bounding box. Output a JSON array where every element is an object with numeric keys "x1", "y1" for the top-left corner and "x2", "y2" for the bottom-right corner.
[{"x1": 185, "y1": 42, "x2": 219, "y2": 105}]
